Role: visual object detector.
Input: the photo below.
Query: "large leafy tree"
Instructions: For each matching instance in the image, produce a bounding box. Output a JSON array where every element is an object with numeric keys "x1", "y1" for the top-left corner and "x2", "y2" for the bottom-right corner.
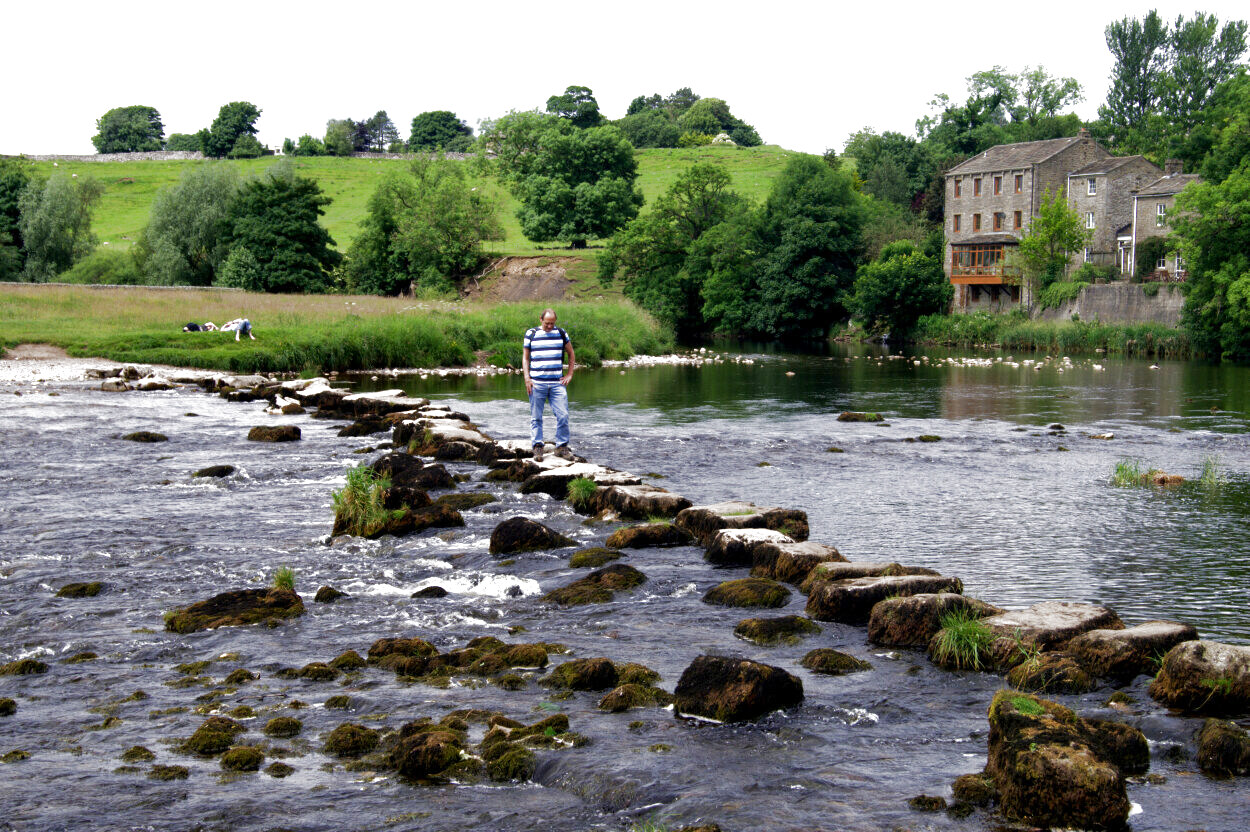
[
  {"x1": 1173, "y1": 161, "x2": 1250, "y2": 361},
  {"x1": 92, "y1": 106, "x2": 164, "y2": 153},
  {"x1": 324, "y1": 119, "x2": 355, "y2": 156},
  {"x1": 346, "y1": 156, "x2": 502, "y2": 296},
  {"x1": 1160, "y1": 13, "x2": 1248, "y2": 131},
  {"x1": 0, "y1": 158, "x2": 32, "y2": 278},
  {"x1": 616, "y1": 109, "x2": 681, "y2": 149},
  {"x1": 1101, "y1": 11, "x2": 1169, "y2": 132},
  {"x1": 545, "y1": 85, "x2": 603, "y2": 128},
  {"x1": 17, "y1": 173, "x2": 104, "y2": 281},
  {"x1": 1014, "y1": 187, "x2": 1089, "y2": 301},
  {"x1": 204, "y1": 102, "x2": 261, "y2": 158},
  {"x1": 408, "y1": 111, "x2": 474, "y2": 152},
  {"x1": 1200, "y1": 72, "x2": 1250, "y2": 184},
  {"x1": 218, "y1": 163, "x2": 341, "y2": 293},
  {"x1": 849, "y1": 240, "x2": 952, "y2": 340},
  {"x1": 137, "y1": 164, "x2": 240, "y2": 285},
  {"x1": 677, "y1": 98, "x2": 761, "y2": 146}
]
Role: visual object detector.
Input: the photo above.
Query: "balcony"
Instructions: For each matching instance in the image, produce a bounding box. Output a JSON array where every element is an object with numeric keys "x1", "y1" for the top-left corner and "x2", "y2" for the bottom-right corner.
[{"x1": 950, "y1": 242, "x2": 1020, "y2": 285}]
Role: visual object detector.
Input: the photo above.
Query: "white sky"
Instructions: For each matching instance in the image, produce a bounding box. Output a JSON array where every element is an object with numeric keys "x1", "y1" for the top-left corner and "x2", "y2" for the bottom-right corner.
[{"x1": 3, "y1": 1, "x2": 1244, "y2": 156}]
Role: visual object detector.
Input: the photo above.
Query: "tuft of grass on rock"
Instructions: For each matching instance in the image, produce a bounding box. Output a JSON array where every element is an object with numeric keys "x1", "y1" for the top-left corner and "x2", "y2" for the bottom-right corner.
[
  {"x1": 930, "y1": 608, "x2": 995, "y2": 671},
  {"x1": 271, "y1": 566, "x2": 295, "y2": 592},
  {"x1": 331, "y1": 466, "x2": 396, "y2": 537},
  {"x1": 565, "y1": 477, "x2": 598, "y2": 511}
]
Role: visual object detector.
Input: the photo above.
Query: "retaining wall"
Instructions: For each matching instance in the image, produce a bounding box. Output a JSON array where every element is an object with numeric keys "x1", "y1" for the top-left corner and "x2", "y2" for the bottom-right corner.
[{"x1": 1034, "y1": 283, "x2": 1184, "y2": 326}]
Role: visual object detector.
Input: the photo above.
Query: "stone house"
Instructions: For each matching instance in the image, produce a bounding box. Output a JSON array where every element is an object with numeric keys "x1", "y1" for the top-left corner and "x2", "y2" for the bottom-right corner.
[
  {"x1": 1065, "y1": 155, "x2": 1162, "y2": 275},
  {"x1": 944, "y1": 129, "x2": 1110, "y2": 311},
  {"x1": 1130, "y1": 165, "x2": 1202, "y2": 281}
]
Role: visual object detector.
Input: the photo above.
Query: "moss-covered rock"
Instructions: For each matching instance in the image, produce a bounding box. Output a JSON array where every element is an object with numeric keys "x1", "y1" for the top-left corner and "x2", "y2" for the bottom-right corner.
[
  {"x1": 391, "y1": 727, "x2": 464, "y2": 779},
  {"x1": 604, "y1": 523, "x2": 692, "y2": 549},
  {"x1": 867, "y1": 592, "x2": 1002, "y2": 647},
  {"x1": 980, "y1": 601, "x2": 1125, "y2": 666},
  {"x1": 749, "y1": 540, "x2": 846, "y2": 585},
  {"x1": 220, "y1": 745, "x2": 264, "y2": 772},
  {"x1": 544, "y1": 657, "x2": 619, "y2": 691},
  {"x1": 798, "y1": 561, "x2": 941, "y2": 595},
  {"x1": 367, "y1": 637, "x2": 438, "y2": 666},
  {"x1": 908, "y1": 794, "x2": 946, "y2": 811},
  {"x1": 705, "y1": 528, "x2": 794, "y2": 567},
  {"x1": 0, "y1": 698, "x2": 15, "y2": 716},
  {"x1": 164, "y1": 588, "x2": 304, "y2": 633},
  {"x1": 182, "y1": 716, "x2": 246, "y2": 756},
  {"x1": 56, "y1": 581, "x2": 103, "y2": 598},
  {"x1": 593, "y1": 484, "x2": 692, "y2": 520},
  {"x1": 64, "y1": 651, "x2": 97, "y2": 664},
  {"x1": 265, "y1": 761, "x2": 295, "y2": 778},
  {"x1": 543, "y1": 564, "x2": 647, "y2": 606},
  {"x1": 1007, "y1": 652, "x2": 1096, "y2": 694},
  {"x1": 323, "y1": 723, "x2": 380, "y2": 758},
  {"x1": 329, "y1": 650, "x2": 366, "y2": 670},
  {"x1": 597, "y1": 684, "x2": 674, "y2": 712},
  {"x1": 338, "y1": 418, "x2": 388, "y2": 437},
  {"x1": 734, "y1": 615, "x2": 820, "y2": 645},
  {"x1": 1148, "y1": 640, "x2": 1250, "y2": 714},
  {"x1": 0, "y1": 659, "x2": 48, "y2": 676},
  {"x1": 121, "y1": 745, "x2": 155, "y2": 763},
  {"x1": 325, "y1": 695, "x2": 352, "y2": 710},
  {"x1": 224, "y1": 668, "x2": 257, "y2": 685},
  {"x1": 674, "y1": 501, "x2": 809, "y2": 545},
  {"x1": 123, "y1": 431, "x2": 168, "y2": 443},
  {"x1": 247, "y1": 425, "x2": 300, "y2": 442},
  {"x1": 674, "y1": 655, "x2": 803, "y2": 722},
  {"x1": 569, "y1": 547, "x2": 621, "y2": 568},
  {"x1": 314, "y1": 585, "x2": 347, "y2": 603},
  {"x1": 147, "y1": 764, "x2": 189, "y2": 780},
  {"x1": 263, "y1": 717, "x2": 303, "y2": 739},
  {"x1": 434, "y1": 492, "x2": 498, "y2": 511},
  {"x1": 192, "y1": 464, "x2": 235, "y2": 479},
  {"x1": 489, "y1": 516, "x2": 576, "y2": 555},
  {"x1": 297, "y1": 662, "x2": 339, "y2": 681},
  {"x1": 806, "y1": 575, "x2": 962, "y2": 624},
  {"x1": 1196, "y1": 718, "x2": 1250, "y2": 777},
  {"x1": 800, "y1": 648, "x2": 872, "y2": 675},
  {"x1": 837, "y1": 411, "x2": 884, "y2": 422},
  {"x1": 951, "y1": 773, "x2": 996, "y2": 806},
  {"x1": 702, "y1": 578, "x2": 791, "y2": 609},
  {"x1": 486, "y1": 745, "x2": 535, "y2": 781},
  {"x1": 334, "y1": 502, "x2": 464, "y2": 539},
  {"x1": 1068, "y1": 621, "x2": 1198, "y2": 683}
]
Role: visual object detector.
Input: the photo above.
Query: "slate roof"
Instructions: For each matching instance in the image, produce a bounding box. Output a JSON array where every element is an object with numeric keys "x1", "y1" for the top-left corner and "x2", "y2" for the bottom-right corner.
[
  {"x1": 946, "y1": 137, "x2": 1084, "y2": 176},
  {"x1": 1068, "y1": 155, "x2": 1154, "y2": 176},
  {"x1": 951, "y1": 234, "x2": 1021, "y2": 245},
  {"x1": 1135, "y1": 174, "x2": 1202, "y2": 197}
]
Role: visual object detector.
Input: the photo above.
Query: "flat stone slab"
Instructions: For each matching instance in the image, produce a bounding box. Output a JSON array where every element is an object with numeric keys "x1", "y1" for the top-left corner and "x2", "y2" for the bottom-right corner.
[
  {"x1": 595, "y1": 484, "x2": 692, "y2": 520},
  {"x1": 799, "y1": 561, "x2": 940, "y2": 594},
  {"x1": 1068, "y1": 621, "x2": 1199, "y2": 683},
  {"x1": 705, "y1": 528, "x2": 794, "y2": 567},
  {"x1": 1149, "y1": 640, "x2": 1250, "y2": 714},
  {"x1": 520, "y1": 463, "x2": 643, "y2": 498},
  {"x1": 868, "y1": 593, "x2": 1003, "y2": 647},
  {"x1": 806, "y1": 575, "x2": 963, "y2": 624},
  {"x1": 674, "y1": 501, "x2": 809, "y2": 545},
  {"x1": 750, "y1": 541, "x2": 846, "y2": 585},
  {"x1": 982, "y1": 602, "x2": 1124, "y2": 652}
]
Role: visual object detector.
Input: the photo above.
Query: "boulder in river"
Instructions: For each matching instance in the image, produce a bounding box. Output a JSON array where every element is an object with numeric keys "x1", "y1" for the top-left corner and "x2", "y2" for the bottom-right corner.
[
  {"x1": 122, "y1": 431, "x2": 167, "y2": 443},
  {"x1": 247, "y1": 425, "x2": 300, "y2": 442},
  {"x1": 734, "y1": 615, "x2": 820, "y2": 645},
  {"x1": 569, "y1": 547, "x2": 620, "y2": 568},
  {"x1": 800, "y1": 648, "x2": 872, "y2": 675},
  {"x1": 392, "y1": 727, "x2": 465, "y2": 779},
  {"x1": 1196, "y1": 718, "x2": 1250, "y2": 776},
  {"x1": 673, "y1": 655, "x2": 803, "y2": 722},
  {"x1": 1067, "y1": 621, "x2": 1199, "y2": 684},
  {"x1": 489, "y1": 517, "x2": 575, "y2": 555},
  {"x1": 674, "y1": 501, "x2": 809, "y2": 545},
  {"x1": 332, "y1": 502, "x2": 462, "y2": 539},
  {"x1": 799, "y1": 561, "x2": 940, "y2": 595},
  {"x1": 434, "y1": 492, "x2": 498, "y2": 511},
  {"x1": 323, "y1": 723, "x2": 379, "y2": 758},
  {"x1": 749, "y1": 540, "x2": 846, "y2": 585},
  {"x1": 837, "y1": 411, "x2": 884, "y2": 422},
  {"x1": 0, "y1": 659, "x2": 47, "y2": 676},
  {"x1": 367, "y1": 637, "x2": 438, "y2": 667},
  {"x1": 337, "y1": 418, "x2": 387, "y2": 437},
  {"x1": 604, "y1": 523, "x2": 692, "y2": 549},
  {"x1": 593, "y1": 484, "x2": 692, "y2": 519},
  {"x1": 868, "y1": 593, "x2": 1002, "y2": 647},
  {"x1": 313, "y1": 585, "x2": 347, "y2": 603},
  {"x1": 1006, "y1": 652, "x2": 1096, "y2": 694},
  {"x1": 0, "y1": 698, "x2": 16, "y2": 716},
  {"x1": 806, "y1": 575, "x2": 962, "y2": 624},
  {"x1": 1148, "y1": 640, "x2": 1250, "y2": 714},
  {"x1": 597, "y1": 683, "x2": 674, "y2": 712},
  {"x1": 543, "y1": 564, "x2": 647, "y2": 606},
  {"x1": 704, "y1": 528, "x2": 793, "y2": 567},
  {"x1": 55, "y1": 581, "x2": 103, "y2": 599},
  {"x1": 543, "y1": 657, "x2": 619, "y2": 691},
  {"x1": 164, "y1": 588, "x2": 304, "y2": 634},
  {"x1": 703, "y1": 578, "x2": 791, "y2": 608},
  {"x1": 981, "y1": 602, "x2": 1124, "y2": 666},
  {"x1": 192, "y1": 465, "x2": 235, "y2": 479}
]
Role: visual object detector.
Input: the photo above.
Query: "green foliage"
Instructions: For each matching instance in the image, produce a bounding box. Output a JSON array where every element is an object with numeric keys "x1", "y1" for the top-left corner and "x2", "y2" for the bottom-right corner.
[
  {"x1": 165, "y1": 133, "x2": 203, "y2": 152},
  {"x1": 677, "y1": 97, "x2": 761, "y2": 146},
  {"x1": 1111, "y1": 458, "x2": 1146, "y2": 487},
  {"x1": 290, "y1": 134, "x2": 326, "y2": 157},
  {"x1": 931, "y1": 608, "x2": 994, "y2": 670},
  {"x1": 92, "y1": 106, "x2": 164, "y2": 153},
  {"x1": 346, "y1": 156, "x2": 502, "y2": 295},
  {"x1": 616, "y1": 109, "x2": 682, "y2": 149},
  {"x1": 205, "y1": 102, "x2": 261, "y2": 159},
  {"x1": 323, "y1": 120, "x2": 355, "y2": 157},
  {"x1": 849, "y1": 240, "x2": 952, "y2": 339},
  {"x1": 17, "y1": 173, "x2": 104, "y2": 281},
  {"x1": 1101, "y1": 11, "x2": 1169, "y2": 132},
  {"x1": 1200, "y1": 73, "x2": 1250, "y2": 184},
  {"x1": 137, "y1": 164, "x2": 240, "y2": 286},
  {"x1": 1135, "y1": 236, "x2": 1169, "y2": 281},
  {"x1": 1071, "y1": 262, "x2": 1118, "y2": 284},
  {"x1": 843, "y1": 129, "x2": 941, "y2": 211},
  {"x1": 331, "y1": 466, "x2": 395, "y2": 537},
  {"x1": 227, "y1": 134, "x2": 264, "y2": 159},
  {"x1": 565, "y1": 477, "x2": 597, "y2": 510},
  {"x1": 916, "y1": 312, "x2": 1191, "y2": 358},
  {"x1": 1037, "y1": 281, "x2": 1089, "y2": 310},
  {"x1": 59, "y1": 248, "x2": 144, "y2": 285},
  {"x1": 0, "y1": 157, "x2": 32, "y2": 277},
  {"x1": 408, "y1": 111, "x2": 473, "y2": 152},
  {"x1": 1015, "y1": 187, "x2": 1089, "y2": 296},
  {"x1": 677, "y1": 132, "x2": 713, "y2": 147},
  {"x1": 1174, "y1": 162, "x2": 1250, "y2": 361},
  {"x1": 1200, "y1": 455, "x2": 1226, "y2": 490},
  {"x1": 219, "y1": 164, "x2": 341, "y2": 293},
  {"x1": 216, "y1": 245, "x2": 264, "y2": 291},
  {"x1": 271, "y1": 566, "x2": 295, "y2": 591},
  {"x1": 545, "y1": 85, "x2": 603, "y2": 128}
]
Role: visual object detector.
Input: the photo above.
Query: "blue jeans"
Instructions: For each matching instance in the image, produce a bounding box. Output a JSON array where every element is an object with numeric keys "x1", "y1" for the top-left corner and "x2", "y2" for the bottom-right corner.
[{"x1": 529, "y1": 382, "x2": 569, "y2": 448}]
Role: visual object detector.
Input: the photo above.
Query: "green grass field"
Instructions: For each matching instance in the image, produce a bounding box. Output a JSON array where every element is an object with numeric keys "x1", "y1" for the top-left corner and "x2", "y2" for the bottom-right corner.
[{"x1": 27, "y1": 145, "x2": 802, "y2": 259}]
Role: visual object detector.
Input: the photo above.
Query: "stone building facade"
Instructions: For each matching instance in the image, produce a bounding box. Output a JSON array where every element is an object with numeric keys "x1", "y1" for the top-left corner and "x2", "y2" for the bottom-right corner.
[
  {"x1": 944, "y1": 129, "x2": 1110, "y2": 311},
  {"x1": 1130, "y1": 168, "x2": 1201, "y2": 281},
  {"x1": 1065, "y1": 155, "x2": 1162, "y2": 274}
]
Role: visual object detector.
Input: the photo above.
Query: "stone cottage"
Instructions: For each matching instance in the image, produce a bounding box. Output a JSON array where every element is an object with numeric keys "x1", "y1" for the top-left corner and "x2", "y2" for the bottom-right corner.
[
  {"x1": 1130, "y1": 165, "x2": 1202, "y2": 281},
  {"x1": 1065, "y1": 155, "x2": 1163, "y2": 275}
]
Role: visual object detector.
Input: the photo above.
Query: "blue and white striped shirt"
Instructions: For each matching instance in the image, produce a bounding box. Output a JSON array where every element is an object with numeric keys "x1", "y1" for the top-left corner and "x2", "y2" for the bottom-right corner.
[{"x1": 524, "y1": 327, "x2": 570, "y2": 382}]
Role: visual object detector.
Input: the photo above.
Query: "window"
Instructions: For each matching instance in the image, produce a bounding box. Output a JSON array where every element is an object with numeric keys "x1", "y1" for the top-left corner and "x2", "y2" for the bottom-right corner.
[
  {"x1": 1085, "y1": 212, "x2": 1095, "y2": 229},
  {"x1": 953, "y1": 214, "x2": 961, "y2": 232},
  {"x1": 1156, "y1": 202, "x2": 1167, "y2": 226},
  {"x1": 993, "y1": 213, "x2": 1003, "y2": 231},
  {"x1": 954, "y1": 179, "x2": 961, "y2": 198},
  {"x1": 1088, "y1": 178, "x2": 1097, "y2": 196},
  {"x1": 1175, "y1": 255, "x2": 1185, "y2": 272},
  {"x1": 973, "y1": 213, "x2": 981, "y2": 231},
  {"x1": 1014, "y1": 174, "x2": 1023, "y2": 193},
  {"x1": 1084, "y1": 247, "x2": 1092, "y2": 262},
  {"x1": 1013, "y1": 210, "x2": 1022, "y2": 229},
  {"x1": 1157, "y1": 255, "x2": 1167, "y2": 269},
  {"x1": 994, "y1": 176, "x2": 1002, "y2": 195},
  {"x1": 974, "y1": 178, "x2": 982, "y2": 196}
]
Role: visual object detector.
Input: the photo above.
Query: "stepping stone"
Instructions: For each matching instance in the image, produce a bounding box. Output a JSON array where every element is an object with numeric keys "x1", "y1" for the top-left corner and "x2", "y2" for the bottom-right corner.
[
  {"x1": 806, "y1": 575, "x2": 963, "y2": 624},
  {"x1": 1068, "y1": 621, "x2": 1199, "y2": 683},
  {"x1": 705, "y1": 528, "x2": 794, "y2": 567},
  {"x1": 674, "y1": 501, "x2": 809, "y2": 545}
]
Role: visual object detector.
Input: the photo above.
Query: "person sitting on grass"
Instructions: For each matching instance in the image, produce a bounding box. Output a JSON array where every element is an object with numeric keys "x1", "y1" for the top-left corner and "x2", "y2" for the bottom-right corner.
[{"x1": 221, "y1": 318, "x2": 255, "y2": 341}]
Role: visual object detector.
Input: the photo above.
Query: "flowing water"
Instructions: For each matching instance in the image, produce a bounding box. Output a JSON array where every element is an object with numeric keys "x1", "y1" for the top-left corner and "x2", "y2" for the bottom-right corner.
[{"x1": 1, "y1": 345, "x2": 1247, "y2": 832}]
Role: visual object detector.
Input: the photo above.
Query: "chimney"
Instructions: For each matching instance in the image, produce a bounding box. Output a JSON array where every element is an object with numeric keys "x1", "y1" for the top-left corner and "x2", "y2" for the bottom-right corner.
[
  {"x1": 1078, "y1": 127, "x2": 1090, "y2": 140},
  {"x1": 1165, "y1": 159, "x2": 1183, "y2": 176}
]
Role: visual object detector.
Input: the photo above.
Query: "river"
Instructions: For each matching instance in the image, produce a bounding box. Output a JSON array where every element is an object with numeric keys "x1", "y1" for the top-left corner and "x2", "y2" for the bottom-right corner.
[{"x1": 0, "y1": 344, "x2": 1246, "y2": 831}]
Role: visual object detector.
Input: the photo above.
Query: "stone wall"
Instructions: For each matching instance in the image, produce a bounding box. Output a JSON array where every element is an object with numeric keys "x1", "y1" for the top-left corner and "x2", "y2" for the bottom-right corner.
[
  {"x1": 12, "y1": 151, "x2": 205, "y2": 163},
  {"x1": 1034, "y1": 283, "x2": 1184, "y2": 326}
]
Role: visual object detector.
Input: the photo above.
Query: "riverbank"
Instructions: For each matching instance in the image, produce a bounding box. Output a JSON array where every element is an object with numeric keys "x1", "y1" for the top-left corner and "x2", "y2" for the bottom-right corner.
[
  {"x1": 0, "y1": 284, "x2": 673, "y2": 373},
  {"x1": 915, "y1": 311, "x2": 1194, "y2": 359}
]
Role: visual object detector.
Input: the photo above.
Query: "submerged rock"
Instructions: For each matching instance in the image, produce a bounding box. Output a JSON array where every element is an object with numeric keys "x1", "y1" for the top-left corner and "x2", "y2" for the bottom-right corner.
[
  {"x1": 412, "y1": 586, "x2": 449, "y2": 599},
  {"x1": 1196, "y1": 718, "x2": 1250, "y2": 776},
  {"x1": 569, "y1": 547, "x2": 621, "y2": 568},
  {"x1": 673, "y1": 655, "x2": 803, "y2": 722},
  {"x1": 800, "y1": 649, "x2": 872, "y2": 675},
  {"x1": 1068, "y1": 621, "x2": 1199, "y2": 683},
  {"x1": 182, "y1": 716, "x2": 246, "y2": 756},
  {"x1": 192, "y1": 464, "x2": 235, "y2": 479},
  {"x1": 263, "y1": 717, "x2": 302, "y2": 738},
  {"x1": 0, "y1": 659, "x2": 48, "y2": 676},
  {"x1": 323, "y1": 723, "x2": 380, "y2": 757},
  {"x1": 597, "y1": 683, "x2": 674, "y2": 712},
  {"x1": 674, "y1": 501, "x2": 809, "y2": 545},
  {"x1": 0, "y1": 699, "x2": 15, "y2": 716},
  {"x1": 434, "y1": 492, "x2": 498, "y2": 511},
  {"x1": 489, "y1": 517, "x2": 575, "y2": 555},
  {"x1": 1149, "y1": 640, "x2": 1250, "y2": 714},
  {"x1": 246, "y1": 425, "x2": 300, "y2": 442},
  {"x1": 220, "y1": 745, "x2": 264, "y2": 772},
  {"x1": 704, "y1": 528, "x2": 794, "y2": 567},
  {"x1": 806, "y1": 575, "x2": 962, "y2": 624},
  {"x1": 55, "y1": 581, "x2": 103, "y2": 598},
  {"x1": 543, "y1": 564, "x2": 647, "y2": 606},
  {"x1": 604, "y1": 523, "x2": 692, "y2": 549},
  {"x1": 868, "y1": 593, "x2": 1002, "y2": 648},
  {"x1": 164, "y1": 588, "x2": 304, "y2": 634},
  {"x1": 338, "y1": 418, "x2": 388, "y2": 437},
  {"x1": 837, "y1": 411, "x2": 884, "y2": 422},
  {"x1": 734, "y1": 615, "x2": 820, "y2": 645},
  {"x1": 703, "y1": 578, "x2": 791, "y2": 608}
]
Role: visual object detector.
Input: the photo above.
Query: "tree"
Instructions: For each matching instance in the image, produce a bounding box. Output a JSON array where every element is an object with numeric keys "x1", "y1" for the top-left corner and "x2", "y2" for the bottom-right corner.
[
  {"x1": 324, "y1": 119, "x2": 355, "y2": 156},
  {"x1": 1160, "y1": 13, "x2": 1248, "y2": 131},
  {"x1": 616, "y1": 109, "x2": 681, "y2": 148},
  {"x1": 1014, "y1": 66, "x2": 1083, "y2": 124},
  {"x1": 346, "y1": 157, "x2": 502, "y2": 296},
  {"x1": 363, "y1": 111, "x2": 399, "y2": 152},
  {"x1": 290, "y1": 134, "x2": 326, "y2": 157},
  {"x1": 1101, "y1": 11, "x2": 1169, "y2": 132},
  {"x1": 1173, "y1": 161, "x2": 1250, "y2": 361},
  {"x1": 17, "y1": 173, "x2": 104, "y2": 281},
  {"x1": 1200, "y1": 72, "x2": 1250, "y2": 184},
  {"x1": 92, "y1": 106, "x2": 164, "y2": 153},
  {"x1": 849, "y1": 240, "x2": 952, "y2": 339},
  {"x1": 218, "y1": 163, "x2": 341, "y2": 293},
  {"x1": 166, "y1": 133, "x2": 203, "y2": 152},
  {"x1": 1014, "y1": 187, "x2": 1089, "y2": 301},
  {"x1": 137, "y1": 164, "x2": 240, "y2": 286},
  {"x1": 0, "y1": 157, "x2": 31, "y2": 276},
  {"x1": 204, "y1": 102, "x2": 261, "y2": 158},
  {"x1": 677, "y1": 98, "x2": 762, "y2": 145},
  {"x1": 408, "y1": 111, "x2": 474, "y2": 152},
  {"x1": 545, "y1": 85, "x2": 603, "y2": 128},
  {"x1": 228, "y1": 134, "x2": 264, "y2": 159}
]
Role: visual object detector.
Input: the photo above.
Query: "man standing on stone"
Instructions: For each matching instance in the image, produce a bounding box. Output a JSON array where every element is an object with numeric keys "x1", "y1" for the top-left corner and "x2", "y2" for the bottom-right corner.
[{"x1": 523, "y1": 308, "x2": 575, "y2": 461}]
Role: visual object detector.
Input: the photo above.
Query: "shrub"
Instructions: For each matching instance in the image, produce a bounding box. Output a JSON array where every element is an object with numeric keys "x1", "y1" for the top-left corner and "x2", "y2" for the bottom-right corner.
[
  {"x1": 1135, "y1": 236, "x2": 1168, "y2": 281},
  {"x1": 1037, "y1": 281, "x2": 1089, "y2": 310},
  {"x1": 930, "y1": 608, "x2": 994, "y2": 670},
  {"x1": 59, "y1": 249, "x2": 145, "y2": 285},
  {"x1": 331, "y1": 466, "x2": 395, "y2": 537},
  {"x1": 1071, "y1": 262, "x2": 1117, "y2": 283}
]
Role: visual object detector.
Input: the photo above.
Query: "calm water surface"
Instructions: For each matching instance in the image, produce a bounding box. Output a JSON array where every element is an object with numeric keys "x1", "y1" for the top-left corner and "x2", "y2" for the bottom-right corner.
[{"x1": 0, "y1": 345, "x2": 1246, "y2": 832}]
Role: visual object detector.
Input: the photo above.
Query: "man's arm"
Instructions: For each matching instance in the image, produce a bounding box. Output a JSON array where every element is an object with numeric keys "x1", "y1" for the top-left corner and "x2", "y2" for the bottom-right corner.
[
  {"x1": 523, "y1": 346, "x2": 533, "y2": 395},
  {"x1": 561, "y1": 341, "x2": 575, "y2": 386}
]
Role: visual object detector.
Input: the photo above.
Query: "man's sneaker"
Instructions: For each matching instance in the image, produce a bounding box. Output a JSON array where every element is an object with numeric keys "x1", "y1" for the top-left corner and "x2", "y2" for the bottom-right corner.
[
  {"x1": 554, "y1": 445, "x2": 574, "y2": 460},
  {"x1": 533, "y1": 444, "x2": 544, "y2": 462}
]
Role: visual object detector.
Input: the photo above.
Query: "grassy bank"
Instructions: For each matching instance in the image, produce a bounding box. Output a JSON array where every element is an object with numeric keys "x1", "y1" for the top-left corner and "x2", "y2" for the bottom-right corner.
[
  {"x1": 0, "y1": 284, "x2": 673, "y2": 373},
  {"x1": 915, "y1": 312, "x2": 1194, "y2": 359}
]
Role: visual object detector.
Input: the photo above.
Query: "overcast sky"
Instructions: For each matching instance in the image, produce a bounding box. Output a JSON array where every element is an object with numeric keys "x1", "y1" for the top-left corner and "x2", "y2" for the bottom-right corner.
[{"x1": 3, "y1": 1, "x2": 1244, "y2": 157}]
